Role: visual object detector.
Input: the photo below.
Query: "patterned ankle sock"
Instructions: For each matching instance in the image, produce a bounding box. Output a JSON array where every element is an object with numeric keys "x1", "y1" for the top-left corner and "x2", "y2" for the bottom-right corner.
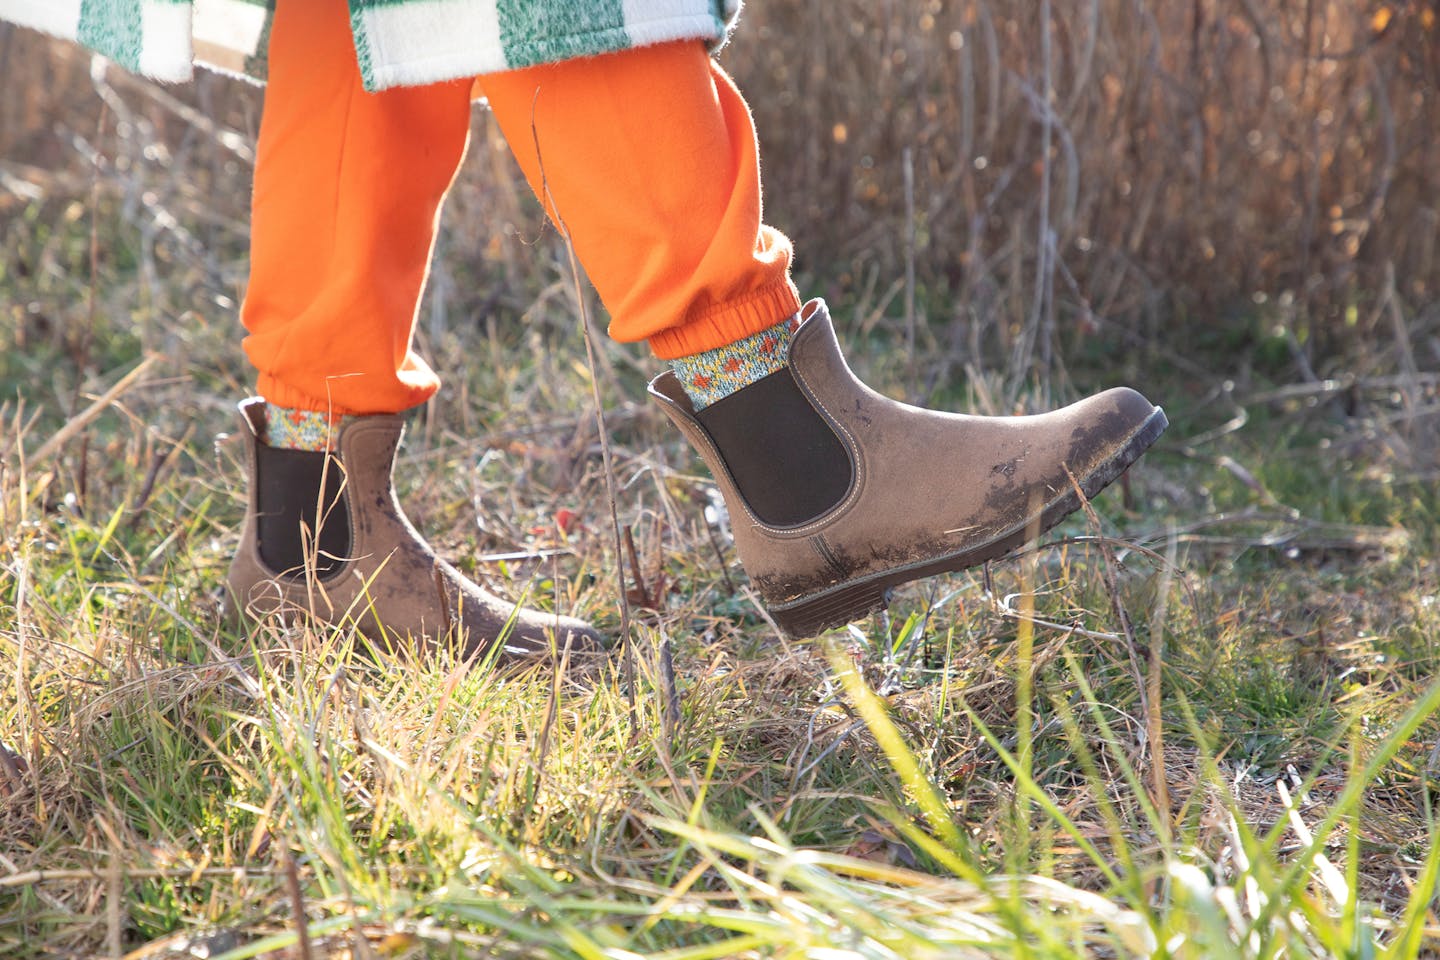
[
  {"x1": 262, "y1": 404, "x2": 352, "y2": 452},
  {"x1": 670, "y1": 314, "x2": 803, "y2": 409}
]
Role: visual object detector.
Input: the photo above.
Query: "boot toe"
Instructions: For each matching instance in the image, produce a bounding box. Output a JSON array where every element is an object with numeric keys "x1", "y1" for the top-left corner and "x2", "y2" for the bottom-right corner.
[
  {"x1": 1090, "y1": 385, "x2": 1160, "y2": 425},
  {"x1": 489, "y1": 609, "x2": 606, "y2": 658}
]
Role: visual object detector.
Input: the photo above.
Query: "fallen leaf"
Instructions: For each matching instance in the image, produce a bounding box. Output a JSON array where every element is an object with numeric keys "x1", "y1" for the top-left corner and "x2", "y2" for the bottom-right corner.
[
  {"x1": 843, "y1": 827, "x2": 918, "y2": 868},
  {"x1": 0, "y1": 742, "x2": 27, "y2": 797}
]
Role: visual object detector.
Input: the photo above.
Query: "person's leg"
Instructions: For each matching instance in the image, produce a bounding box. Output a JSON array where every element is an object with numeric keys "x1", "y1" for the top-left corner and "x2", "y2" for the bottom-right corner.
[
  {"x1": 480, "y1": 42, "x2": 1166, "y2": 636},
  {"x1": 241, "y1": 0, "x2": 471, "y2": 424},
  {"x1": 477, "y1": 42, "x2": 804, "y2": 408},
  {"x1": 228, "y1": 0, "x2": 598, "y2": 661}
]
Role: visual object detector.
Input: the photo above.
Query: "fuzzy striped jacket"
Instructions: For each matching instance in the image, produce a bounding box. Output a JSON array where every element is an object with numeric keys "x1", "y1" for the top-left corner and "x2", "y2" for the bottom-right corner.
[{"x1": 0, "y1": 0, "x2": 741, "y2": 90}]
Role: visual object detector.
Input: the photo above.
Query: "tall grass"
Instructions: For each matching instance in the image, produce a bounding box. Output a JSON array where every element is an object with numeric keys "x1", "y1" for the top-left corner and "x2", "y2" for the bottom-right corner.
[{"x1": 3, "y1": 453, "x2": 1438, "y2": 956}]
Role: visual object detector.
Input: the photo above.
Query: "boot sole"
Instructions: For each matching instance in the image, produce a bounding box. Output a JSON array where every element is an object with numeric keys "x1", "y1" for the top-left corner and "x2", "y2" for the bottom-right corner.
[{"x1": 768, "y1": 405, "x2": 1169, "y2": 637}]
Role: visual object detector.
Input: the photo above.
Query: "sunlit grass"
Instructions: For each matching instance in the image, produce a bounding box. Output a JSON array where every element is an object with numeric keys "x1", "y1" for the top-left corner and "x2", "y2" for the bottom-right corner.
[
  {"x1": 5, "y1": 300, "x2": 1440, "y2": 956},
  {"x1": 4, "y1": 27, "x2": 1440, "y2": 953}
]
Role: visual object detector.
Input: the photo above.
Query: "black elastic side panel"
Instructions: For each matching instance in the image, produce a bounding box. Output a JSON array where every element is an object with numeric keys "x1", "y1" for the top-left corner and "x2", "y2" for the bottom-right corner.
[
  {"x1": 695, "y1": 368, "x2": 853, "y2": 527},
  {"x1": 255, "y1": 445, "x2": 351, "y2": 578}
]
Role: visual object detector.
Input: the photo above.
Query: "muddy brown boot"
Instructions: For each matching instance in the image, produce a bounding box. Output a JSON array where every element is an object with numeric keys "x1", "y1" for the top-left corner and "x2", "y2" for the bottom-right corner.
[
  {"x1": 649, "y1": 299, "x2": 1167, "y2": 637},
  {"x1": 226, "y1": 398, "x2": 602, "y2": 663}
]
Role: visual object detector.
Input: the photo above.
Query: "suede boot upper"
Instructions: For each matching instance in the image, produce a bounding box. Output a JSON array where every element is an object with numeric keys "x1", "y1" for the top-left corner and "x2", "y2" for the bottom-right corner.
[
  {"x1": 227, "y1": 399, "x2": 601, "y2": 663},
  {"x1": 650, "y1": 299, "x2": 1167, "y2": 636}
]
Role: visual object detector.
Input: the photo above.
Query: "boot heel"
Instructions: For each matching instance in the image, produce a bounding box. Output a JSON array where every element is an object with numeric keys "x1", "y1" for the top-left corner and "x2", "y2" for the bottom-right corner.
[{"x1": 771, "y1": 581, "x2": 890, "y2": 637}]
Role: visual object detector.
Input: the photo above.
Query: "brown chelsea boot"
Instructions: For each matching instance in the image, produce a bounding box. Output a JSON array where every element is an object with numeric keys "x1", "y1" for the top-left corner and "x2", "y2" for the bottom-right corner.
[
  {"x1": 649, "y1": 299, "x2": 1168, "y2": 637},
  {"x1": 226, "y1": 398, "x2": 602, "y2": 663}
]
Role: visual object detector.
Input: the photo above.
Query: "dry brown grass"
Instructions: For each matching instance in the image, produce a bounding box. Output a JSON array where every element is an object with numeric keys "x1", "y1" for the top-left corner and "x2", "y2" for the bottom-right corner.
[
  {"x1": 735, "y1": 1, "x2": 1440, "y2": 371},
  {"x1": 5, "y1": 2, "x2": 1439, "y2": 372}
]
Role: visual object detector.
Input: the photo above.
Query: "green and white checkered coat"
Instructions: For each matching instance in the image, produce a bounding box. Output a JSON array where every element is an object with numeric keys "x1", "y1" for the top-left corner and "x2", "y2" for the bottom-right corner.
[{"x1": 0, "y1": 0, "x2": 741, "y2": 90}]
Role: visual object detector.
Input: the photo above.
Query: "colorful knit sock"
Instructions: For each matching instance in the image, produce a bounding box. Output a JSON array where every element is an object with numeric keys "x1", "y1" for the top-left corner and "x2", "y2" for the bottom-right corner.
[
  {"x1": 670, "y1": 314, "x2": 803, "y2": 409},
  {"x1": 262, "y1": 404, "x2": 352, "y2": 452}
]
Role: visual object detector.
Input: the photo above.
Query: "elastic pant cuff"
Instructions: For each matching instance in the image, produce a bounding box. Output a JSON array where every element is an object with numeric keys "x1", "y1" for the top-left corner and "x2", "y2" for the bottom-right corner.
[
  {"x1": 255, "y1": 373, "x2": 433, "y2": 417},
  {"x1": 646, "y1": 280, "x2": 803, "y2": 360}
]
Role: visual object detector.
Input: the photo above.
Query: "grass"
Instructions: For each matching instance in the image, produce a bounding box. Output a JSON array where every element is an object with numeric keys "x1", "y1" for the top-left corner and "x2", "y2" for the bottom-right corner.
[
  {"x1": 5, "y1": 37, "x2": 1440, "y2": 960},
  {"x1": 5, "y1": 228, "x2": 1440, "y2": 959}
]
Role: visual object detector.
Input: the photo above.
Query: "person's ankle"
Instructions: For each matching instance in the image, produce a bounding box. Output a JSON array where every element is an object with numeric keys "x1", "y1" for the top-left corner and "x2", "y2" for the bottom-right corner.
[
  {"x1": 668, "y1": 313, "x2": 802, "y2": 409},
  {"x1": 261, "y1": 402, "x2": 351, "y2": 451},
  {"x1": 253, "y1": 403, "x2": 351, "y2": 575}
]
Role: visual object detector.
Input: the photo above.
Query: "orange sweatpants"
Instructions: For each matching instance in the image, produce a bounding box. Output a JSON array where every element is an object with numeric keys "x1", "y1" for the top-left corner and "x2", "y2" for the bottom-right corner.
[{"x1": 241, "y1": 0, "x2": 801, "y2": 416}]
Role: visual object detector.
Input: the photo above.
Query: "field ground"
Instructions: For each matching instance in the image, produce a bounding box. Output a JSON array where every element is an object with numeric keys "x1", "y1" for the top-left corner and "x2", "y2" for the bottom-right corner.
[
  {"x1": 4, "y1": 202, "x2": 1440, "y2": 959},
  {"x1": 5, "y1": 39, "x2": 1440, "y2": 960}
]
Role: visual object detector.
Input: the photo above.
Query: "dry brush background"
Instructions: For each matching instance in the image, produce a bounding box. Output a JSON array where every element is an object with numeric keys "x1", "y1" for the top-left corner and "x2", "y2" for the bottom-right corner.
[{"x1": 2, "y1": 0, "x2": 1438, "y2": 391}]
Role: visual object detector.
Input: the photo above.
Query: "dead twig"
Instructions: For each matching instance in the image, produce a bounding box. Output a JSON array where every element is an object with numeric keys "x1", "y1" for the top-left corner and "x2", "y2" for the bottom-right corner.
[
  {"x1": 128, "y1": 423, "x2": 193, "y2": 530},
  {"x1": 527, "y1": 89, "x2": 637, "y2": 736},
  {"x1": 623, "y1": 525, "x2": 653, "y2": 611},
  {"x1": 991, "y1": 592, "x2": 1120, "y2": 642},
  {"x1": 284, "y1": 849, "x2": 315, "y2": 960},
  {"x1": 1066, "y1": 467, "x2": 1170, "y2": 838}
]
